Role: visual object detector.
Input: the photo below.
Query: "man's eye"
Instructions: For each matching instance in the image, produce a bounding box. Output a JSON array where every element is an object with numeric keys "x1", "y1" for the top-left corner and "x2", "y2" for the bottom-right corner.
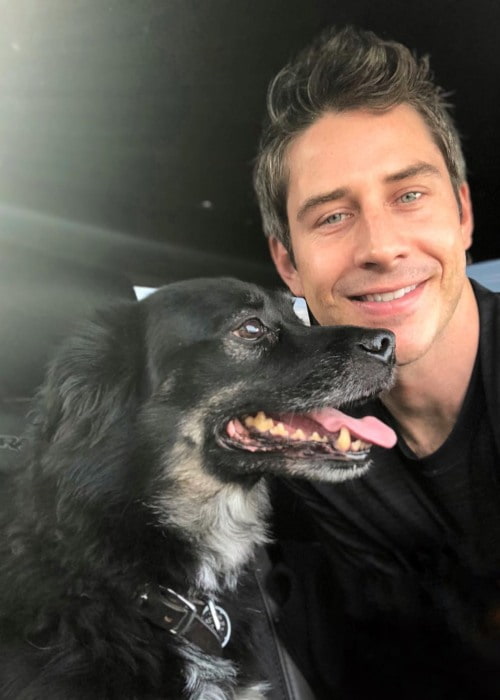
[
  {"x1": 321, "y1": 212, "x2": 349, "y2": 225},
  {"x1": 399, "y1": 191, "x2": 422, "y2": 204},
  {"x1": 232, "y1": 318, "x2": 268, "y2": 340}
]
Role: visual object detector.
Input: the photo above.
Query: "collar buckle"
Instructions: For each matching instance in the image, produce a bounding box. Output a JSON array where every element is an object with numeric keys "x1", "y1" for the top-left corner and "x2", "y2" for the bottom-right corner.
[
  {"x1": 138, "y1": 585, "x2": 232, "y2": 653},
  {"x1": 160, "y1": 587, "x2": 198, "y2": 638}
]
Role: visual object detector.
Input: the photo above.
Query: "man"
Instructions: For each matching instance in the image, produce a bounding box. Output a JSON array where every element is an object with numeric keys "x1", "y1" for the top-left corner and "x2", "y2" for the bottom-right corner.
[{"x1": 254, "y1": 26, "x2": 500, "y2": 699}]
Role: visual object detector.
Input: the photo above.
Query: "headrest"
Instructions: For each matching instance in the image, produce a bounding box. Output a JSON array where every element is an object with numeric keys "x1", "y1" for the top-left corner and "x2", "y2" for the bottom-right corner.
[{"x1": 0, "y1": 249, "x2": 135, "y2": 397}]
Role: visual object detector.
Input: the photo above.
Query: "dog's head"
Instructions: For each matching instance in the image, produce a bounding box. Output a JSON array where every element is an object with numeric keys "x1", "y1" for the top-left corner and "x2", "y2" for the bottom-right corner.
[{"x1": 31, "y1": 278, "x2": 395, "y2": 518}]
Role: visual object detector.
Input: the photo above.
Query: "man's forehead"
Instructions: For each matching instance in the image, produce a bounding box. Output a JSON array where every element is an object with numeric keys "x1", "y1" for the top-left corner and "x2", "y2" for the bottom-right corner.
[{"x1": 285, "y1": 106, "x2": 448, "y2": 206}]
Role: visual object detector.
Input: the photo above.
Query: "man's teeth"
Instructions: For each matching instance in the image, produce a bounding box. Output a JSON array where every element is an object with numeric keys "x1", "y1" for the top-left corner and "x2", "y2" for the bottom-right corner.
[
  {"x1": 243, "y1": 411, "x2": 369, "y2": 452},
  {"x1": 361, "y1": 284, "x2": 417, "y2": 302}
]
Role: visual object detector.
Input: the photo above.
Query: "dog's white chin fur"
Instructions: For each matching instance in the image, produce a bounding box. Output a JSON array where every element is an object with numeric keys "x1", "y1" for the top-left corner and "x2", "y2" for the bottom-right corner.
[{"x1": 282, "y1": 458, "x2": 372, "y2": 483}]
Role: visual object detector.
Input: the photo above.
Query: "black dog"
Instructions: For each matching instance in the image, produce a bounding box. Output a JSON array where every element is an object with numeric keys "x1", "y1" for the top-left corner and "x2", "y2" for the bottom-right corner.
[{"x1": 0, "y1": 278, "x2": 395, "y2": 699}]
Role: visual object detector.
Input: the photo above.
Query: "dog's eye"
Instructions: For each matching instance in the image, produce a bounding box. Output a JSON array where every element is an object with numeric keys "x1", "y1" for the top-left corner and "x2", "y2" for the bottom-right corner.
[{"x1": 233, "y1": 318, "x2": 268, "y2": 340}]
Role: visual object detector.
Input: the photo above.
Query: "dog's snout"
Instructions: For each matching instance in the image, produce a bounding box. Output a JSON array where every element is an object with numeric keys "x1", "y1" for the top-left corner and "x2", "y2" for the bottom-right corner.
[{"x1": 357, "y1": 331, "x2": 395, "y2": 364}]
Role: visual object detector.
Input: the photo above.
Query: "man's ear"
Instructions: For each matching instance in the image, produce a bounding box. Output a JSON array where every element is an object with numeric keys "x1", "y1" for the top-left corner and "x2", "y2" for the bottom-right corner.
[
  {"x1": 268, "y1": 236, "x2": 305, "y2": 298},
  {"x1": 459, "y1": 181, "x2": 474, "y2": 251}
]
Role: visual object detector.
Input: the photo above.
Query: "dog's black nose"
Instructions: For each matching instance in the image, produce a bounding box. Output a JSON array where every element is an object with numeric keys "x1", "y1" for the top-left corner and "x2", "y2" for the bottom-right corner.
[{"x1": 357, "y1": 330, "x2": 395, "y2": 364}]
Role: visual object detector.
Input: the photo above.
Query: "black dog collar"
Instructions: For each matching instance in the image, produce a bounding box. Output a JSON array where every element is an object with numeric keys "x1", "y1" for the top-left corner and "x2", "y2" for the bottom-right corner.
[{"x1": 137, "y1": 585, "x2": 231, "y2": 655}]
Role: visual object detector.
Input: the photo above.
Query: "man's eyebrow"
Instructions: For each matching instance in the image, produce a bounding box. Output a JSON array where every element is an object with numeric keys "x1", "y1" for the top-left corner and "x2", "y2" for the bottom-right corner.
[
  {"x1": 296, "y1": 187, "x2": 347, "y2": 222},
  {"x1": 384, "y1": 162, "x2": 441, "y2": 183},
  {"x1": 295, "y1": 162, "x2": 441, "y2": 222}
]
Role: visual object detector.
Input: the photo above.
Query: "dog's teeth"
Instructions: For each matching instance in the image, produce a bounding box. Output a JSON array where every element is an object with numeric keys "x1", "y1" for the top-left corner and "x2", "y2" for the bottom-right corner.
[
  {"x1": 353, "y1": 439, "x2": 370, "y2": 451},
  {"x1": 256, "y1": 417, "x2": 274, "y2": 432},
  {"x1": 243, "y1": 414, "x2": 358, "y2": 450},
  {"x1": 335, "y1": 426, "x2": 351, "y2": 452},
  {"x1": 247, "y1": 411, "x2": 274, "y2": 432},
  {"x1": 269, "y1": 422, "x2": 288, "y2": 437},
  {"x1": 310, "y1": 431, "x2": 327, "y2": 443}
]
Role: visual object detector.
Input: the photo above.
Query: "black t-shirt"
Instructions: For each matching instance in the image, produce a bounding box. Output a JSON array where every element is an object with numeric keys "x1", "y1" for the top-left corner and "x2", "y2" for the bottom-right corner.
[
  {"x1": 272, "y1": 356, "x2": 500, "y2": 697},
  {"x1": 293, "y1": 353, "x2": 500, "y2": 597}
]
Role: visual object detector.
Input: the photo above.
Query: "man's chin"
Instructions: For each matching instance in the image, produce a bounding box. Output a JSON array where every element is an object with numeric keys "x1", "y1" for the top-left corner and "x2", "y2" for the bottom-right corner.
[{"x1": 392, "y1": 336, "x2": 435, "y2": 368}]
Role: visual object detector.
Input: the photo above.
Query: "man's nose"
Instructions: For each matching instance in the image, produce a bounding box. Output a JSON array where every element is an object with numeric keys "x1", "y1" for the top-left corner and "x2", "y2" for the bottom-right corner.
[{"x1": 353, "y1": 209, "x2": 409, "y2": 269}]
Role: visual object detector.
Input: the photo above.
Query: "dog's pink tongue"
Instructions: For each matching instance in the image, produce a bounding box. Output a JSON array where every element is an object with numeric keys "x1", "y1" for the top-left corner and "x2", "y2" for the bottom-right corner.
[{"x1": 310, "y1": 408, "x2": 397, "y2": 448}]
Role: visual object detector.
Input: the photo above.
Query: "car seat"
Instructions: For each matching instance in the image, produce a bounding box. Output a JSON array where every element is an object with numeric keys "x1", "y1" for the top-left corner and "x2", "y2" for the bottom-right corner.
[{"x1": 0, "y1": 247, "x2": 136, "y2": 475}]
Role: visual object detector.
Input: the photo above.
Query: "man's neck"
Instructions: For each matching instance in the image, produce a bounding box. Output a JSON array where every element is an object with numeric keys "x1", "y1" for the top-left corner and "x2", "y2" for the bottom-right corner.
[{"x1": 381, "y1": 281, "x2": 480, "y2": 458}]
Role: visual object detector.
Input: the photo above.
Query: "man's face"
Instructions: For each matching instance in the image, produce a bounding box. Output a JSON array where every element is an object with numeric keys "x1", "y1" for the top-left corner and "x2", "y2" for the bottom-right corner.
[{"x1": 270, "y1": 104, "x2": 474, "y2": 366}]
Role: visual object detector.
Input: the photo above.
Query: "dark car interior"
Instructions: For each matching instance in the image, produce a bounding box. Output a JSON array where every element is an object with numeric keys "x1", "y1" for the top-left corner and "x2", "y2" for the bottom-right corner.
[{"x1": 0, "y1": 3, "x2": 499, "y2": 696}]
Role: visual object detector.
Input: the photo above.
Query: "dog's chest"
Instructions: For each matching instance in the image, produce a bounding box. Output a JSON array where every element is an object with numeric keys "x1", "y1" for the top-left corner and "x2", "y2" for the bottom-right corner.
[
  {"x1": 160, "y1": 477, "x2": 270, "y2": 590},
  {"x1": 193, "y1": 483, "x2": 271, "y2": 590}
]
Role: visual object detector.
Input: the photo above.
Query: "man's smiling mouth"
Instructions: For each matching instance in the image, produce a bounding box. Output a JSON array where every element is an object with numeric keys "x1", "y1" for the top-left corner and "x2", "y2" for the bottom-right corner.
[{"x1": 355, "y1": 284, "x2": 418, "y2": 303}]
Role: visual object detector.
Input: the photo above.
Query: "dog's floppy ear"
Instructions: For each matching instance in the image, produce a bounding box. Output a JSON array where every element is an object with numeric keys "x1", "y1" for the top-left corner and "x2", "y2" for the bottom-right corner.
[
  {"x1": 37, "y1": 301, "x2": 143, "y2": 444},
  {"x1": 30, "y1": 301, "x2": 145, "y2": 506}
]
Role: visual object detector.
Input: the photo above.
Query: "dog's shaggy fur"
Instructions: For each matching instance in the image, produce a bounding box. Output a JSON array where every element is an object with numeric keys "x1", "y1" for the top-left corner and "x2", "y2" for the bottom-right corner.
[{"x1": 0, "y1": 278, "x2": 395, "y2": 699}]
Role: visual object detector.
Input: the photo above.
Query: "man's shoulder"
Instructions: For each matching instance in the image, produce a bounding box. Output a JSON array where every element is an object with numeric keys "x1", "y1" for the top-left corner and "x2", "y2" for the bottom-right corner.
[
  {"x1": 471, "y1": 278, "x2": 500, "y2": 311},
  {"x1": 472, "y1": 279, "x2": 500, "y2": 358}
]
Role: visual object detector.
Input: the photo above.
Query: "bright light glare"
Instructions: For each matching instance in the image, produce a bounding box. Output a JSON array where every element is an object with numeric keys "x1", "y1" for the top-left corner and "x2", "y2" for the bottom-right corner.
[{"x1": 134, "y1": 286, "x2": 157, "y2": 300}]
